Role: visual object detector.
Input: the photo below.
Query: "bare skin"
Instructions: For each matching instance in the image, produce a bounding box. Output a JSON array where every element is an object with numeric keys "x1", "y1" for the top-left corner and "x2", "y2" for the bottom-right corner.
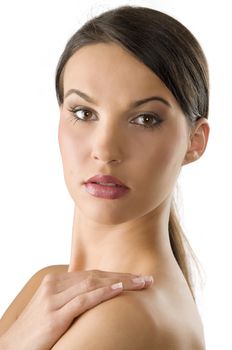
[
  {"x1": 59, "y1": 42, "x2": 208, "y2": 277},
  {"x1": 0, "y1": 266, "x2": 153, "y2": 349},
  {"x1": 56, "y1": 42, "x2": 209, "y2": 348},
  {"x1": 0, "y1": 42, "x2": 209, "y2": 349}
]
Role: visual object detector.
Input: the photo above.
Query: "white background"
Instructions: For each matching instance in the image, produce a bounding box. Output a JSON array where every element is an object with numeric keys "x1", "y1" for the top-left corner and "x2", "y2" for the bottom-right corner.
[{"x1": 0, "y1": 1, "x2": 231, "y2": 348}]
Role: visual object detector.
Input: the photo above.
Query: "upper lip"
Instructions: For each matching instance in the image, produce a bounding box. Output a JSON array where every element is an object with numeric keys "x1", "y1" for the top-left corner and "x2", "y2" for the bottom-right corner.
[{"x1": 84, "y1": 174, "x2": 129, "y2": 188}]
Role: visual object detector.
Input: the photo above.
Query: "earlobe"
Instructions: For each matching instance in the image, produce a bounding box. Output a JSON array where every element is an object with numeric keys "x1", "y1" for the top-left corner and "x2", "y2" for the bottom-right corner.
[
  {"x1": 183, "y1": 150, "x2": 199, "y2": 165},
  {"x1": 182, "y1": 118, "x2": 210, "y2": 165}
]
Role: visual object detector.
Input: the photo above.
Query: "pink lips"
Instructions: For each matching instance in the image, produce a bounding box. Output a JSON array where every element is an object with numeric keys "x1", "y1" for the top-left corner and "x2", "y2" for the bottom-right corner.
[{"x1": 84, "y1": 174, "x2": 130, "y2": 199}]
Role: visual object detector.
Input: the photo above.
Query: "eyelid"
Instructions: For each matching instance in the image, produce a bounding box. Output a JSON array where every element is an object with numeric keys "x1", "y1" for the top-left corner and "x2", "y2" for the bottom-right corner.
[
  {"x1": 67, "y1": 104, "x2": 162, "y2": 119},
  {"x1": 67, "y1": 105, "x2": 164, "y2": 130},
  {"x1": 133, "y1": 111, "x2": 161, "y2": 118},
  {"x1": 70, "y1": 105, "x2": 97, "y2": 114}
]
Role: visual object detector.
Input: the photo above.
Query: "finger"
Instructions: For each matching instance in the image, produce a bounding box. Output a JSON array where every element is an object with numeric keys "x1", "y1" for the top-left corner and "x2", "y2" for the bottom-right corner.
[
  {"x1": 60, "y1": 282, "x2": 124, "y2": 320},
  {"x1": 52, "y1": 270, "x2": 143, "y2": 293},
  {"x1": 85, "y1": 270, "x2": 142, "y2": 278},
  {"x1": 54, "y1": 275, "x2": 154, "y2": 308},
  {"x1": 88, "y1": 276, "x2": 154, "y2": 291},
  {"x1": 56, "y1": 270, "x2": 141, "y2": 281},
  {"x1": 123, "y1": 275, "x2": 154, "y2": 289}
]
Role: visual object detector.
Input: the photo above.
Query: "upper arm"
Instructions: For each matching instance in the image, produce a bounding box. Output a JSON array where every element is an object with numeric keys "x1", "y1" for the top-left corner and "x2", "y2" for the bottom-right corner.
[
  {"x1": 52, "y1": 292, "x2": 168, "y2": 350},
  {"x1": 0, "y1": 264, "x2": 67, "y2": 336}
]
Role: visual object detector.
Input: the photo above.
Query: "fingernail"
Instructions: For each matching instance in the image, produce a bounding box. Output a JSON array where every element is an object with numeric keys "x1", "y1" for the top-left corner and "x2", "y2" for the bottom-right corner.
[
  {"x1": 143, "y1": 275, "x2": 154, "y2": 283},
  {"x1": 111, "y1": 282, "x2": 123, "y2": 290},
  {"x1": 132, "y1": 275, "x2": 154, "y2": 284},
  {"x1": 131, "y1": 277, "x2": 146, "y2": 284}
]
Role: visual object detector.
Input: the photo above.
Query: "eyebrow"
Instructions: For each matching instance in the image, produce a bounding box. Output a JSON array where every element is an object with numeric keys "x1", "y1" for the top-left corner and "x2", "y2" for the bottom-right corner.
[{"x1": 64, "y1": 88, "x2": 172, "y2": 108}]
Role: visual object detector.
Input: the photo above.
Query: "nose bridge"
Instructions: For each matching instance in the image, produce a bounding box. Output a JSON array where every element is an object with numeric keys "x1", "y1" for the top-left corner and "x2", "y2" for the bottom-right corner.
[{"x1": 91, "y1": 114, "x2": 124, "y2": 163}]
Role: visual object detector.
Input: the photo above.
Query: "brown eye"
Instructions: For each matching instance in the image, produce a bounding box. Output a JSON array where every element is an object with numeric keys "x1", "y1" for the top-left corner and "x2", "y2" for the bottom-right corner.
[
  {"x1": 73, "y1": 109, "x2": 94, "y2": 120},
  {"x1": 131, "y1": 113, "x2": 163, "y2": 129},
  {"x1": 67, "y1": 107, "x2": 98, "y2": 124}
]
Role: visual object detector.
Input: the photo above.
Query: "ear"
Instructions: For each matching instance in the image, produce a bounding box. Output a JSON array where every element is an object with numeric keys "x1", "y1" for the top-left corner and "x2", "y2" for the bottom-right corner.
[{"x1": 182, "y1": 118, "x2": 210, "y2": 165}]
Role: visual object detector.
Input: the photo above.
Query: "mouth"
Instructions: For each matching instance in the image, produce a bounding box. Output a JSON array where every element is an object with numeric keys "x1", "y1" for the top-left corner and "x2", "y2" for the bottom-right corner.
[
  {"x1": 83, "y1": 174, "x2": 130, "y2": 199},
  {"x1": 84, "y1": 174, "x2": 129, "y2": 188},
  {"x1": 91, "y1": 182, "x2": 122, "y2": 187}
]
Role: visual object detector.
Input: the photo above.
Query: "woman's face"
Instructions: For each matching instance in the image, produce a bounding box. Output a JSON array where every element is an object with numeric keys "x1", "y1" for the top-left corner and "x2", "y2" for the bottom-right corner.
[{"x1": 58, "y1": 42, "x2": 190, "y2": 224}]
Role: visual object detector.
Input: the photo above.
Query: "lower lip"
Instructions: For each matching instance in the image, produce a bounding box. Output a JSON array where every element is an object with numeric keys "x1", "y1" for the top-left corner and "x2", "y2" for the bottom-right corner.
[{"x1": 84, "y1": 183, "x2": 130, "y2": 199}]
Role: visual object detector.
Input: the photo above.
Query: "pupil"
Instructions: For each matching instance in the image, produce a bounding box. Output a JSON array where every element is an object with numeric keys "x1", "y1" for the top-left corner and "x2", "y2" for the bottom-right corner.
[{"x1": 144, "y1": 116, "x2": 150, "y2": 123}]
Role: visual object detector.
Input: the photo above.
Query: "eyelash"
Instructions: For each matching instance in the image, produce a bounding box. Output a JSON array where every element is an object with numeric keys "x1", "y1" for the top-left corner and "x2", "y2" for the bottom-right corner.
[{"x1": 67, "y1": 107, "x2": 163, "y2": 130}]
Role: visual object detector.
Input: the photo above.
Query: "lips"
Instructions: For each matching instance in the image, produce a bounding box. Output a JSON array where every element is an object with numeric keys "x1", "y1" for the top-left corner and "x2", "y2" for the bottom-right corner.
[
  {"x1": 84, "y1": 174, "x2": 129, "y2": 188},
  {"x1": 83, "y1": 174, "x2": 130, "y2": 199}
]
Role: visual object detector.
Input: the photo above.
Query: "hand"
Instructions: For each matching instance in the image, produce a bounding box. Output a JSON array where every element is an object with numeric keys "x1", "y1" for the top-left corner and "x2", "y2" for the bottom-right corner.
[{"x1": 1, "y1": 269, "x2": 153, "y2": 350}]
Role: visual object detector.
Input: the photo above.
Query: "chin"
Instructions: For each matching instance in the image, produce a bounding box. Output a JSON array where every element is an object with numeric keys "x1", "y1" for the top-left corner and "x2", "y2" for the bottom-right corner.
[
  {"x1": 77, "y1": 200, "x2": 135, "y2": 225},
  {"x1": 75, "y1": 194, "x2": 158, "y2": 226}
]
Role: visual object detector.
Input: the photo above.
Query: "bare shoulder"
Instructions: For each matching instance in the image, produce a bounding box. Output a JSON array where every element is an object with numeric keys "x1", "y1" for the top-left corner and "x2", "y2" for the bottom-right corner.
[
  {"x1": 51, "y1": 286, "x2": 204, "y2": 350},
  {"x1": 0, "y1": 264, "x2": 68, "y2": 335},
  {"x1": 52, "y1": 289, "x2": 158, "y2": 350}
]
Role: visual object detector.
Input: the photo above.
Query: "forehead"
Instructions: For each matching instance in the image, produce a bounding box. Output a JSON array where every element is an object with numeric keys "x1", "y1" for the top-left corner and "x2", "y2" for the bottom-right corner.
[{"x1": 63, "y1": 43, "x2": 170, "y2": 94}]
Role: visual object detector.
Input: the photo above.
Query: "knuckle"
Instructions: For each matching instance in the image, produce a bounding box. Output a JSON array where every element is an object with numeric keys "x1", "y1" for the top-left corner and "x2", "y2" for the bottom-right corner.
[
  {"x1": 41, "y1": 282, "x2": 53, "y2": 296},
  {"x1": 43, "y1": 273, "x2": 56, "y2": 283},
  {"x1": 75, "y1": 295, "x2": 86, "y2": 310},
  {"x1": 87, "y1": 270, "x2": 95, "y2": 278},
  {"x1": 89, "y1": 269, "x2": 99, "y2": 277},
  {"x1": 40, "y1": 275, "x2": 57, "y2": 296},
  {"x1": 40, "y1": 282, "x2": 52, "y2": 298},
  {"x1": 84, "y1": 275, "x2": 96, "y2": 289}
]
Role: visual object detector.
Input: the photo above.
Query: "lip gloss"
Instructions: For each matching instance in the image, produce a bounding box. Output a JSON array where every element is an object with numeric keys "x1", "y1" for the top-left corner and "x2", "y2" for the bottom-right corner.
[{"x1": 84, "y1": 183, "x2": 130, "y2": 199}]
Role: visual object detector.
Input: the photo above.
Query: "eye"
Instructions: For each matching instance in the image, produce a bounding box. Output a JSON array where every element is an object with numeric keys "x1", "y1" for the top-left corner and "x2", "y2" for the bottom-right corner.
[
  {"x1": 131, "y1": 113, "x2": 163, "y2": 129},
  {"x1": 67, "y1": 107, "x2": 96, "y2": 124},
  {"x1": 67, "y1": 107, "x2": 163, "y2": 129}
]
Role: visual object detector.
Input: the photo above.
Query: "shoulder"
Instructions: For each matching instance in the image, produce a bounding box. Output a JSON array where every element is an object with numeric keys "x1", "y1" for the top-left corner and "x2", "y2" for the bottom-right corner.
[
  {"x1": 51, "y1": 288, "x2": 185, "y2": 350},
  {"x1": 0, "y1": 264, "x2": 68, "y2": 335}
]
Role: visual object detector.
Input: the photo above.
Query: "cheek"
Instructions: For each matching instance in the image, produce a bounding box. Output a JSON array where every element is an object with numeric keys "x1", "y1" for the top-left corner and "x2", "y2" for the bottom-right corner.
[
  {"x1": 159, "y1": 119, "x2": 189, "y2": 165},
  {"x1": 156, "y1": 140, "x2": 182, "y2": 169},
  {"x1": 143, "y1": 133, "x2": 184, "y2": 171},
  {"x1": 138, "y1": 129, "x2": 187, "y2": 196},
  {"x1": 141, "y1": 145, "x2": 178, "y2": 189},
  {"x1": 58, "y1": 119, "x2": 89, "y2": 177}
]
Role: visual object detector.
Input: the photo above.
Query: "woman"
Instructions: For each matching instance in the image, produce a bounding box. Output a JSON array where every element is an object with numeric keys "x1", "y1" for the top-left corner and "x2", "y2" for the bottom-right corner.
[{"x1": 0, "y1": 5, "x2": 209, "y2": 349}]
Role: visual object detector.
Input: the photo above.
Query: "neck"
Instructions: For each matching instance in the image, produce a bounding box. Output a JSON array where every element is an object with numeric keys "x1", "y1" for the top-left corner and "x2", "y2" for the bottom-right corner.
[{"x1": 68, "y1": 198, "x2": 177, "y2": 276}]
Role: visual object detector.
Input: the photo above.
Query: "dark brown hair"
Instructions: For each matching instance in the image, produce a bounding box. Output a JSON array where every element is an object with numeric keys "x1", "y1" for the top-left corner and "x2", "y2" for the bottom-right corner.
[{"x1": 55, "y1": 5, "x2": 209, "y2": 300}]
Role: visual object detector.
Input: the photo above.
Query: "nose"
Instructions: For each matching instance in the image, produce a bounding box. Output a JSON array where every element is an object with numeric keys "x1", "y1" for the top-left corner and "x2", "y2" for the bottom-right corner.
[{"x1": 90, "y1": 122, "x2": 124, "y2": 165}]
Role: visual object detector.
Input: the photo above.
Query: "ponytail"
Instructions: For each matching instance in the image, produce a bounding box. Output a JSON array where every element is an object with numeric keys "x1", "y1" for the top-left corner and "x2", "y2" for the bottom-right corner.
[{"x1": 169, "y1": 199, "x2": 200, "y2": 302}]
